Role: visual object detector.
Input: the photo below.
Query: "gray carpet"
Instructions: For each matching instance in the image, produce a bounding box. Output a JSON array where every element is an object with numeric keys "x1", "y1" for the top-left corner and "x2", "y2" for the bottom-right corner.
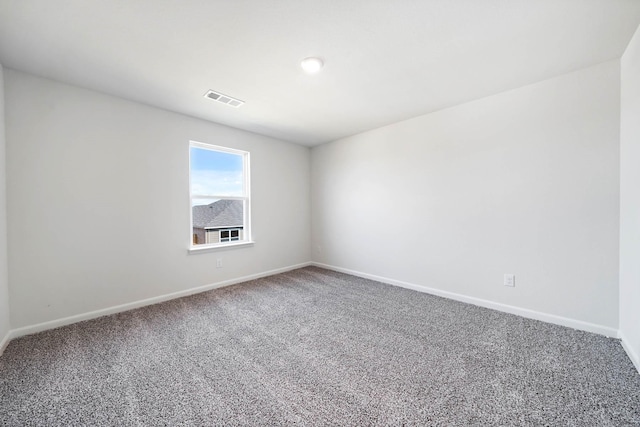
[{"x1": 1, "y1": 266, "x2": 639, "y2": 426}]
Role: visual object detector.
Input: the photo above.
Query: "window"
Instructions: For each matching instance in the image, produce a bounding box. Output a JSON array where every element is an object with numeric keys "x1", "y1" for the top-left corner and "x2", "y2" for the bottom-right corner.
[
  {"x1": 220, "y1": 228, "x2": 241, "y2": 242},
  {"x1": 189, "y1": 141, "x2": 251, "y2": 249}
]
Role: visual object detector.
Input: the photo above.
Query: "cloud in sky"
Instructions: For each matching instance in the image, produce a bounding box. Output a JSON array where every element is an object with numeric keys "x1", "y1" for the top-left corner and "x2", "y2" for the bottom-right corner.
[{"x1": 190, "y1": 169, "x2": 243, "y2": 205}]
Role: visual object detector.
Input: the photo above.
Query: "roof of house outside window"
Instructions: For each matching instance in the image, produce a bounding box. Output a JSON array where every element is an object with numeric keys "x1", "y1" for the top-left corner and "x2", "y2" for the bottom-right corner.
[{"x1": 192, "y1": 199, "x2": 243, "y2": 229}]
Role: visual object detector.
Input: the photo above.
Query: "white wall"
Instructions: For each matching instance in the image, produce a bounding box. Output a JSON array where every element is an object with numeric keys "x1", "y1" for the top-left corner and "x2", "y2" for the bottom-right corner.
[
  {"x1": 620, "y1": 24, "x2": 640, "y2": 371},
  {"x1": 0, "y1": 64, "x2": 11, "y2": 353},
  {"x1": 312, "y1": 60, "x2": 621, "y2": 333},
  {"x1": 5, "y1": 69, "x2": 311, "y2": 329}
]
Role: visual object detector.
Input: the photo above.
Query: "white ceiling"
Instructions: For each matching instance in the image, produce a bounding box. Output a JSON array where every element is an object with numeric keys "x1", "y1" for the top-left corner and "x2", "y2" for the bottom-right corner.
[{"x1": 1, "y1": 0, "x2": 640, "y2": 146}]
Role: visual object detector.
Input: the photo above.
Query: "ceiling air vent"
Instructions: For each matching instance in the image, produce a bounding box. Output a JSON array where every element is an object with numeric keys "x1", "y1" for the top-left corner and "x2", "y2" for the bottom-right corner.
[{"x1": 204, "y1": 90, "x2": 244, "y2": 108}]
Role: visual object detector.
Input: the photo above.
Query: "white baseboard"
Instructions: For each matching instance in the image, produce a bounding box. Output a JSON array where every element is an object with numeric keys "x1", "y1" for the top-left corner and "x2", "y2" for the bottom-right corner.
[
  {"x1": 312, "y1": 262, "x2": 619, "y2": 338},
  {"x1": 619, "y1": 331, "x2": 640, "y2": 374},
  {"x1": 0, "y1": 330, "x2": 11, "y2": 356},
  {"x1": 8, "y1": 262, "x2": 312, "y2": 341}
]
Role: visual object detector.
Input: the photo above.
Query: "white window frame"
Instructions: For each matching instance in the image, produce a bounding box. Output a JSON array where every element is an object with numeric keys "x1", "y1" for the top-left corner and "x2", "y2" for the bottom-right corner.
[{"x1": 188, "y1": 141, "x2": 252, "y2": 253}]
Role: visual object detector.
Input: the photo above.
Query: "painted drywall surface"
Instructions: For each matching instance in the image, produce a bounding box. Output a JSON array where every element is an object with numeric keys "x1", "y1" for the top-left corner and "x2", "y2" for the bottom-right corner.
[
  {"x1": 5, "y1": 70, "x2": 311, "y2": 329},
  {"x1": 0, "y1": 64, "x2": 11, "y2": 345},
  {"x1": 620, "y1": 24, "x2": 640, "y2": 367},
  {"x1": 312, "y1": 60, "x2": 620, "y2": 329}
]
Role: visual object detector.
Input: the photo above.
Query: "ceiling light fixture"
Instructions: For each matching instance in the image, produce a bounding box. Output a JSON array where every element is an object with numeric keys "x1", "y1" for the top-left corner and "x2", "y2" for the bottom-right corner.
[{"x1": 301, "y1": 57, "x2": 324, "y2": 74}]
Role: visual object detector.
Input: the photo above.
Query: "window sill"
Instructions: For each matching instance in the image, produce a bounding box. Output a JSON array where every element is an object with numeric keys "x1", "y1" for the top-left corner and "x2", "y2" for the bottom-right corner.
[{"x1": 188, "y1": 241, "x2": 255, "y2": 254}]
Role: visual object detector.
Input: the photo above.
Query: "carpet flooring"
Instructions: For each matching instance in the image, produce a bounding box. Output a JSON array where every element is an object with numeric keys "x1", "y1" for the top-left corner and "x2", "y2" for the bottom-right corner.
[{"x1": 1, "y1": 266, "x2": 639, "y2": 426}]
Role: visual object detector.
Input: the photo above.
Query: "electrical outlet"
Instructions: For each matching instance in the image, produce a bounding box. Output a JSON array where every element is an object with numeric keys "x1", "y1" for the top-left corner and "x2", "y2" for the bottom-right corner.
[
  {"x1": 504, "y1": 274, "x2": 515, "y2": 287},
  {"x1": 216, "y1": 258, "x2": 222, "y2": 268}
]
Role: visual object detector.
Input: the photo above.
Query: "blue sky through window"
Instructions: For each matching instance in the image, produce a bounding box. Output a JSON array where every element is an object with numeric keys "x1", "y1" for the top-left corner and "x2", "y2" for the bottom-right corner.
[
  {"x1": 190, "y1": 147, "x2": 242, "y2": 172},
  {"x1": 190, "y1": 146, "x2": 244, "y2": 199}
]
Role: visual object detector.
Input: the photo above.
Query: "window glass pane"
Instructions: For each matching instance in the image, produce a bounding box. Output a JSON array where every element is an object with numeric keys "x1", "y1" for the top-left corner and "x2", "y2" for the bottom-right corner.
[
  {"x1": 192, "y1": 199, "x2": 245, "y2": 246},
  {"x1": 190, "y1": 146, "x2": 244, "y2": 197}
]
